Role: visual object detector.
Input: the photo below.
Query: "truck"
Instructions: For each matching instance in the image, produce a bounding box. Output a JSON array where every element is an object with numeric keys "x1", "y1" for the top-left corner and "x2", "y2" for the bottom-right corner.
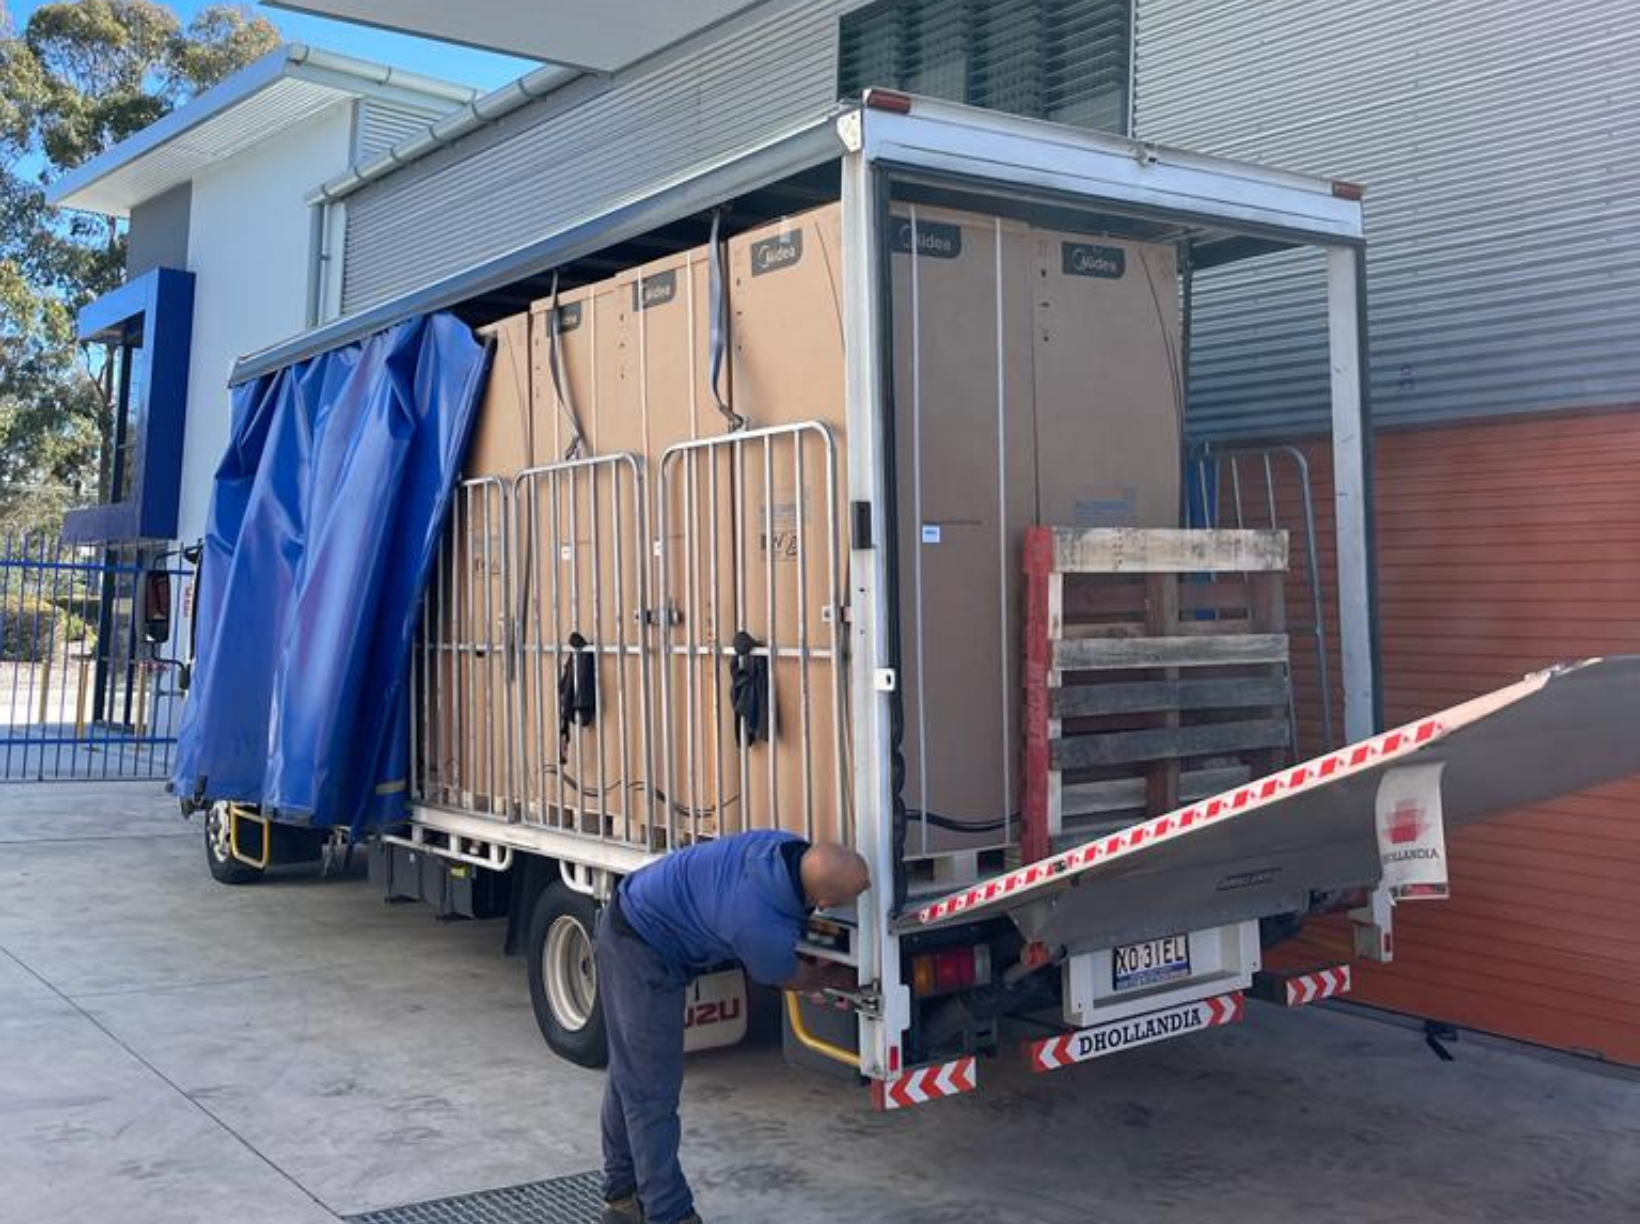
[{"x1": 176, "y1": 92, "x2": 1640, "y2": 1109}]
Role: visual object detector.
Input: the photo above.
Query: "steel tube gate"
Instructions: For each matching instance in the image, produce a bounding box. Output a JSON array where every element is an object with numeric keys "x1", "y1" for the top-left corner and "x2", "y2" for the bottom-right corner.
[{"x1": 0, "y1": 536, "x2": 195, "y2": 782}]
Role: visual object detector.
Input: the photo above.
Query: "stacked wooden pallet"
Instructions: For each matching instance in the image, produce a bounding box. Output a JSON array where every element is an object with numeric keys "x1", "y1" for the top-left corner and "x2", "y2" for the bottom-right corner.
[{"x1": 1021, "y1": 527, "x2": 1294, "y2": 862}]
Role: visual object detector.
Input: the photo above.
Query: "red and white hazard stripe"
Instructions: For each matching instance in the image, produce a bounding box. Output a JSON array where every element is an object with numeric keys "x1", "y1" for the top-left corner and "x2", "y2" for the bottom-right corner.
[
  {"x1": 872, "y1": 1056, "x2": 977, "y2": 1110},
  {"x1": 918, "y1": 715, "x2": 1447, "y2": 927},
  {"x1": 1027, "y1": 992, "x2": 1244, "y2": 1074},
  {"x1": 1284, "y1": 965, "x2": 1351, "y2": 1007}
]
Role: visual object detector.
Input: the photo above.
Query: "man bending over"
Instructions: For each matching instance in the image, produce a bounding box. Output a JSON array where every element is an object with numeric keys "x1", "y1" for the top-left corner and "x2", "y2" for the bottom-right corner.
[{"x1": 597, "y1": 831, "x2": 870, "y2": 1224}]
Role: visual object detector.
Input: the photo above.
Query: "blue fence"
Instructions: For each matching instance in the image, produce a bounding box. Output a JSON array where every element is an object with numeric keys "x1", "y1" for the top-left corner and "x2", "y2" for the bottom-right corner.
[{"x1": 0, "y1": 535, "x2": 195, "y2": 782}]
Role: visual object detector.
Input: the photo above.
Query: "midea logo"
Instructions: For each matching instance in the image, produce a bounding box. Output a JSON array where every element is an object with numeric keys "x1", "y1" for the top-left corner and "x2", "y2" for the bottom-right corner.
[
  {"x1": 630, "y1": 269, "x2": 678, "y2": 311},
  {"x1": 890, "y1": 219, "x2": 963, "y2": 260},
  {"x1": 751, "y1": 232, "x2": 803, "y2": 276},
  {"x1": 1061, "y1": 242, "x2": 1126, "y2": 279}
]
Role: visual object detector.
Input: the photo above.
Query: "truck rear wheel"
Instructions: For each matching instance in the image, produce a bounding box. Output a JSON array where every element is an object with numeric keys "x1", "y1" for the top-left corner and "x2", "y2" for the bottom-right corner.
[
  {"x1": 526, "y1": 880, "x2": 608, "y2": 1067},
  {"x1": 204, "y1": 802, "x2": 263, "y2": 885}
]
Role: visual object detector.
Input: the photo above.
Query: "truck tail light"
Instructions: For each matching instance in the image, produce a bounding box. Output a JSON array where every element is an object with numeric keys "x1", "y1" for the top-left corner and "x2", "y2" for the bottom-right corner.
[{"x1": 911, "y1": 945, "x2": 991, "y2": 997}]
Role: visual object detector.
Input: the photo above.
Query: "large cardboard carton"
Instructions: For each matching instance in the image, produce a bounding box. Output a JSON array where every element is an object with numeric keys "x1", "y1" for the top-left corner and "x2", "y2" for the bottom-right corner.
[
  {"x1": 428, "y1": 314, "x2": 532, "y2": 811},
  {"x1": 605, "y1": 250, "x2": 720, "y2": 845},
  {"x1": 888, "y1": 211, "x2": 1184, "y2": 857},
  {"x1": 424, "y1": 202, "x2": 1184, "y2": 864},
  {"x1": 723, "y1": 208, "x2": 851, "y2": 846},
  {"x1": 467, "y1": 311, "x2": 537, "y2": 478},
  {"x1": 1030, "y1": 233, "x2": 1182, "y2": 528},
  {"x1": 520, "y1": 278, "x2": 652, "y2": 838},
  {"x1": 889, "y1": 206, "x2": 1039, "y2": 855}
]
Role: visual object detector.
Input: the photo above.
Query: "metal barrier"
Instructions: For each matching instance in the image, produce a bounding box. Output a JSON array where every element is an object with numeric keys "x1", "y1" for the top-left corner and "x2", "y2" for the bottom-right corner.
[
  {"x1": 1187, "y1": 445, "x2": 1336, "y2": 750},
  {"x1": 513, "y1": 455, "x2": 651, "y2": 845},
  {"x1": 412, "y1": 477, "x2": 512, "y2": 812},
  {"x1": 411, "y1": 423, "x2": 852, "y2": 853},
  {"x1": 0, "y1": 535, "x2": 195, "y2": 782},
  {"x1": 656, "y1": 422, "x2": 850, "y2": 849}
]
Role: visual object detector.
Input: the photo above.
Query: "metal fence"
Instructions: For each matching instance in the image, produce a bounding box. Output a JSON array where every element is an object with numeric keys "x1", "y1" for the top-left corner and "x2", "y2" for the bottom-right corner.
[
  {"x1": 0, "y1": 535, "x2": 195, "y2": 782},
  {"x1": 411, "y1": 424, "x2": 851, "y2": 853}
]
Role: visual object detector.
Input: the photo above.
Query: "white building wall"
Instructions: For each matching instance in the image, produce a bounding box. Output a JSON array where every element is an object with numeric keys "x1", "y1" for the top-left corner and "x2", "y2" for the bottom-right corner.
[{"x1": 176, "y1": 103, "x2": 354, "y2": 543}]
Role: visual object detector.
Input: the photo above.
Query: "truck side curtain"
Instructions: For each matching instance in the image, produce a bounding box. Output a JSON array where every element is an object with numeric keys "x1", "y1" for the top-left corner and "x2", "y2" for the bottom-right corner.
[{"x1": 173, "y1": 313, "x2": 492, "y2": 831}]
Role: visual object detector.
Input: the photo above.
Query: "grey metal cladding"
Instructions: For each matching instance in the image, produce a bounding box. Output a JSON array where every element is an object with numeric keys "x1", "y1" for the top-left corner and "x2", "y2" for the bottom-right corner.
[
  {"x1": 354, "y1": 98, "x2": 459, "y2": 163},
  {"x1": 340, "y1": 0, "x2": 855, "y2": 315},
  {"x1": 1135, "y1": 0, "x2": 1640, "y2": 439}
]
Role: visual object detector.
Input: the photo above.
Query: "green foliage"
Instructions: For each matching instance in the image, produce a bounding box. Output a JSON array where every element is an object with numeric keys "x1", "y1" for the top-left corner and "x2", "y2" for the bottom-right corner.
[
  {"x1": 0, "y1": 587, "x2": 94, "y2": 661},
  {"x1": 173, "y1": 5, "x2": 282, "y2": 90},
  {"x1": 0, "y1": 2, "x2": 279, "y2": 538}
]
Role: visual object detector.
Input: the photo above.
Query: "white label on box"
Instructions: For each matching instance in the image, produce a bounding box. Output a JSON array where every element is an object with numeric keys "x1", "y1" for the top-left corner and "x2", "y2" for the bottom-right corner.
[
  {"x1": 1375, "y1": 762, "x2": 1449, "y2": 901},
  {"x1": 921, "y1": 524, "x2": 942, "y2": 545}
]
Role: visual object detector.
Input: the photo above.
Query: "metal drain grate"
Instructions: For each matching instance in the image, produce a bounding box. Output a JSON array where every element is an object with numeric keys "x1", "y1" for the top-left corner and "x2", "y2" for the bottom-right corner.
[{"x1": 345, "y1": 1171, "x2": 604, "y2": 1224}]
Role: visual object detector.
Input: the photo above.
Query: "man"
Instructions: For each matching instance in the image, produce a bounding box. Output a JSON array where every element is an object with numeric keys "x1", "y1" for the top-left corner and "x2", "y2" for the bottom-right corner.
[{"x1": 598, "y1": 830, "x2": 871, "y2": 1224}]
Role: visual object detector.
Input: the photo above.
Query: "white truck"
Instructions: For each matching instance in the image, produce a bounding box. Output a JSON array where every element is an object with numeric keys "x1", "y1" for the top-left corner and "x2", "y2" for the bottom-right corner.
[{"x1": 198, "y1": 93, "x2": 1640, "y2": 1109}]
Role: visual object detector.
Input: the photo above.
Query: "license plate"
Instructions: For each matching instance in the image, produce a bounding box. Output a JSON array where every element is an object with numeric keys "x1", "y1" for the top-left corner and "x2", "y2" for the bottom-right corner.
[{"x1": 1112, "y1": 935, "x2": 1191, "y2": 991}]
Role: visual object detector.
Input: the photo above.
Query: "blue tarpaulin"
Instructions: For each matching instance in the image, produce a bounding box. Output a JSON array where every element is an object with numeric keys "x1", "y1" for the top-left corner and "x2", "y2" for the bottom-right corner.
[{"x1": 173, "y1": 313, "x2": 491, "y2": 830}]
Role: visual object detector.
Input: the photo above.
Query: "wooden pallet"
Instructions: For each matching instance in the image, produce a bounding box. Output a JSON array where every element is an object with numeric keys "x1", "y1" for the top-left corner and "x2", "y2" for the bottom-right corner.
[{"x1": 1021, "y1": 528, "x2": 1294, "y2": 861}]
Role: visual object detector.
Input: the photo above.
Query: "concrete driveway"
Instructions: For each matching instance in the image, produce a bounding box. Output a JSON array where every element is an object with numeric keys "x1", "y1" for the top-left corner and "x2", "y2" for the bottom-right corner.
[{"x1": 2, "y1": 783, "x2": 1636, "y2": 1224}]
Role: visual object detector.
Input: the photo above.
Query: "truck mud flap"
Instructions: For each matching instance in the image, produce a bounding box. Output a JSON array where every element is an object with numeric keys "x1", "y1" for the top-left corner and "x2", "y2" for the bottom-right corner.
[{"x1": 906, "y1": 656, "x2": 1640, "y2": 952}]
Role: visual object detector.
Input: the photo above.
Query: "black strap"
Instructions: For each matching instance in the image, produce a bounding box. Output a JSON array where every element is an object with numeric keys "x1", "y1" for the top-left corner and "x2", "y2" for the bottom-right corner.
[
  {"x1": 707, "y1": 210, "x2": 747, "y2": 431},
  {"x1": 547, "y1": 273, "x2": 587, "y2": 459},
  {"x1": 728, "y1": 630, "x2": 769, "y2": 744},
  {"x1": 558, "y1": 632, "x2": 597, "y2": 760}
]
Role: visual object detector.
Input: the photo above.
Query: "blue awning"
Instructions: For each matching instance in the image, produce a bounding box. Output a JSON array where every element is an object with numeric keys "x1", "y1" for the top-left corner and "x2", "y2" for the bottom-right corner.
[{"x1": 173, "y1": 313, "x2": 490, "y2": 830}]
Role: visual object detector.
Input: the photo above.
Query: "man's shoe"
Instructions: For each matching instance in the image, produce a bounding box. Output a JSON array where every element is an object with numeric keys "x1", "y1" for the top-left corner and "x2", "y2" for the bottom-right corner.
[{"x1": 600, "y1": 1193, "x2": 643, "y2": 1224}]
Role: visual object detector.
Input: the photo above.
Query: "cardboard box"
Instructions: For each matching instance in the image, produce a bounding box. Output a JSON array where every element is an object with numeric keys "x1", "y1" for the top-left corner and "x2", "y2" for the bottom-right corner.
[
  {"x1": 889, "y1": 205, "x2": 1039, "y2": 855},
  {"x1": 426, "y1": 202, "x2": 1184, "y2": 861},
  {"x1": 604, "y1": 249, "x2": 720, "y2": 844},
  {"x1": 1030, "y1": 233, "x2": 1182, "y2": 528},
  {"x1": 432, "y1": 315, "x2": 531, "y2": 811},
  {"x1": 723, "y1": 208, "x2": 851, "y2": 846},
  {"x1": 889, "y1": 211, "x2": 1184, "y2": 856},
  {"x1": 520, "y1": 277, "x2": 652, "y2": 838}
]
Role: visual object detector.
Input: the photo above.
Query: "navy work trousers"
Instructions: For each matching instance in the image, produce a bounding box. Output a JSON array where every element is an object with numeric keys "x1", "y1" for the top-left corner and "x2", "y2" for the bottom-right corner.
[{"x1": 597, "y1": 902, "x2": 694, "y2": 1223}]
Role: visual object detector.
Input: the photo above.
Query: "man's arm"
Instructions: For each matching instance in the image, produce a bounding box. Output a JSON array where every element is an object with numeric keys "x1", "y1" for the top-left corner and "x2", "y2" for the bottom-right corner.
[{"x1": 782, "y1": 955, "x2": 856, "y2": 996}]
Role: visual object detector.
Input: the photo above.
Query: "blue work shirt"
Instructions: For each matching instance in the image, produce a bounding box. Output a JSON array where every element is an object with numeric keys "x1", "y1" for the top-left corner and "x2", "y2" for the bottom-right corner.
[{"x1": 618, "y1": 830, "x2": 809, "y2": 986}]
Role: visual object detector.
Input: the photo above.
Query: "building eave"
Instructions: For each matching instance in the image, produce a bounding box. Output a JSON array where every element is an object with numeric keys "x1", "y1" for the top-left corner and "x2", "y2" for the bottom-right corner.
[{"x1": 47, "y1": 43, "x2": 478, "y2": 218}]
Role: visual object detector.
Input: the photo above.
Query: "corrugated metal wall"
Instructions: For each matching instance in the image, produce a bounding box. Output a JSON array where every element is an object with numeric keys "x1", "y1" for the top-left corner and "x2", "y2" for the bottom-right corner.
[
  {"x1": 340, "y1": 0, "x2": 852, "y2": 314},
  {"x1": 1134, "y1": 0, "x2": 1640, "y2": 438},
  {"x1": 353, "y1": 98, "x2": 459, "y2": 164},
  {"x1": 338, "y1": 0, "x2": 1135, "y2": 317},
  {"x1": 1145, "y1": 0, "x2": 1640, "y2": 1064},
  {"x1": 1266, "y1": 411, "x2": 1640, "y2": 1066}
]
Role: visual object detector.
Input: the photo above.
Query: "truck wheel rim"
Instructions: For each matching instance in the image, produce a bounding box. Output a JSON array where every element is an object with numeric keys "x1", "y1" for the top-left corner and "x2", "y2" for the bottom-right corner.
[
  {"x1": 544, "y1": 915, "x2": 596, "y2": 1031},
  {"x1": 207, "y1": 803, "x2": 233, "y2": 863}
]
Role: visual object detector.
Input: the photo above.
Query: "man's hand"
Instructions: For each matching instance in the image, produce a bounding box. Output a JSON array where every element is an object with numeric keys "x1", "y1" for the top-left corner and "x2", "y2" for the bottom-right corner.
[{"x1": 784, "y1": 956, "x2": 856, "y2": 999}]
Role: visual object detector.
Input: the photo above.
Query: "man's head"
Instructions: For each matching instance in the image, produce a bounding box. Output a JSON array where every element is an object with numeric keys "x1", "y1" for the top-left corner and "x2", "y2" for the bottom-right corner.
[{"x1": 799, "y1": 843, "x2": 871, "y2": 909}]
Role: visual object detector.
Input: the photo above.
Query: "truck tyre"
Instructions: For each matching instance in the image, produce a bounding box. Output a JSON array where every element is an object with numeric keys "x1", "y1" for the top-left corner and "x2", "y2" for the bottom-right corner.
[
  {"x1": 204, "y1": 801, "x2": 263, "y2": 885},
  {"x1": 526, "y1": 880, "x2": 608, "y2": 1067}
]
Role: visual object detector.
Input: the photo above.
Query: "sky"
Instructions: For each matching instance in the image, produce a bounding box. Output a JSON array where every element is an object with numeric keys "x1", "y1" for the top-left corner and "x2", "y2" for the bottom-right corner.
[{"x1": 8, "y1": 0, "x2": 539, "y2": 92}]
